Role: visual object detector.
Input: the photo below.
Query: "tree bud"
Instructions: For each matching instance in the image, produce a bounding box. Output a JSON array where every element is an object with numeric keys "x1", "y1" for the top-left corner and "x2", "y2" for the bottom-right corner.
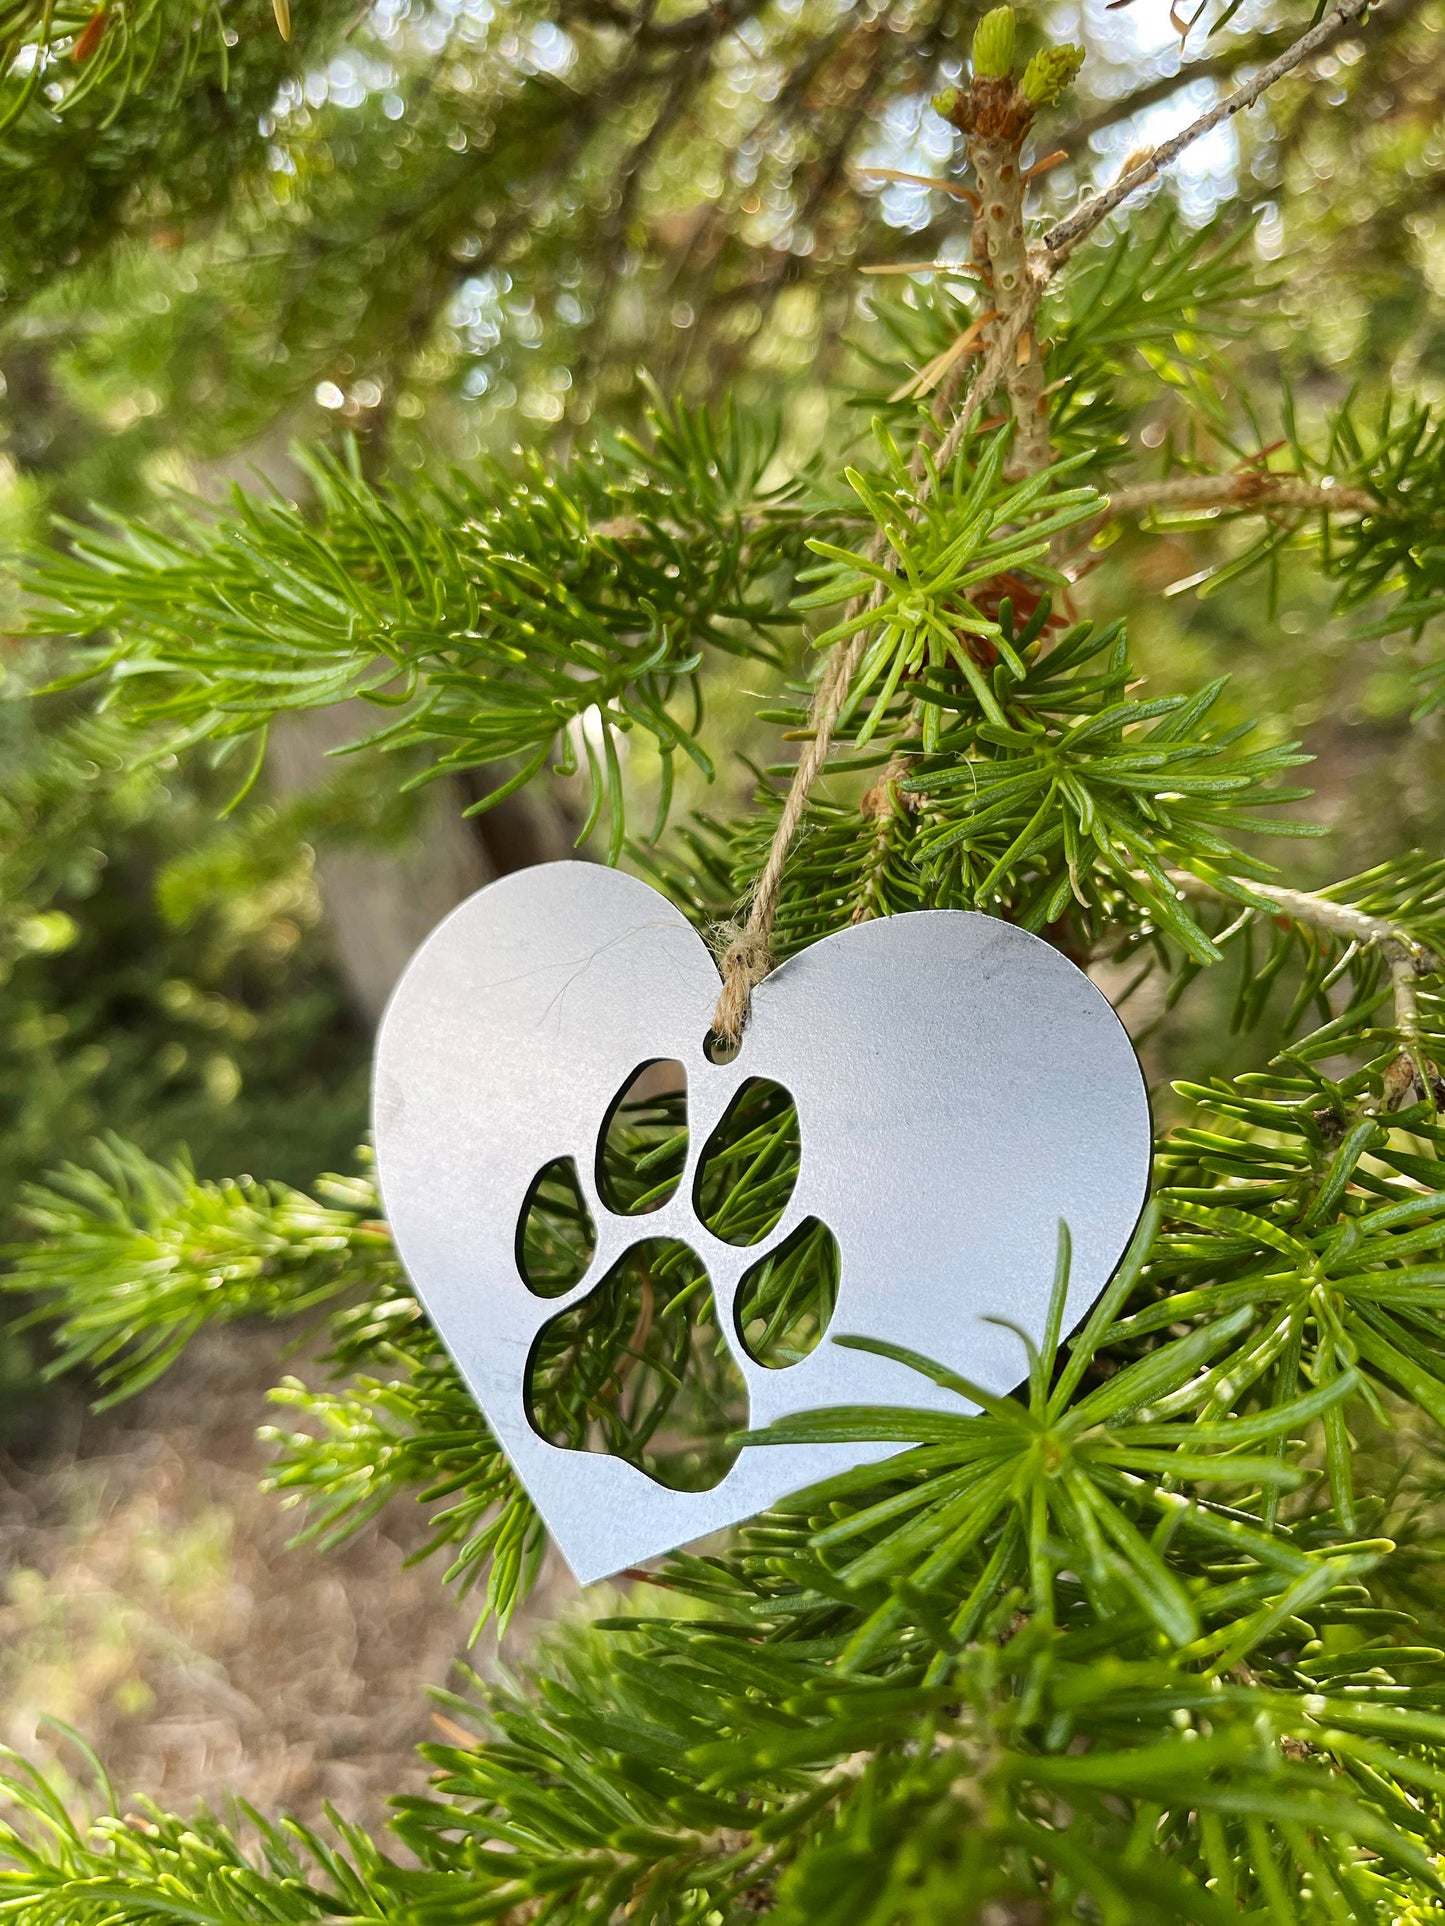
[
  {"x1": 971, "y1": 7, "x2": 1016, "y2": 80},
  {"x1": 1019, "y1": 42, "x2": 1085, "y2": 108}
]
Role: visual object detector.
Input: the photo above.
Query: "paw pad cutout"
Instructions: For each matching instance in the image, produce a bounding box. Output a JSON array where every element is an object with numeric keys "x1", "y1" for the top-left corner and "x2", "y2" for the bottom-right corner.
[
  {"x1": 515, "y1": 1158, "x2": 595, "y2": 1297},
  {"x1": 736, "y1": 1217, "x2": 840, "y2": 1369},
  {"x1": 595, "y1": 1059, "x2": 688, "y2": 1215},
  {"x1": 526, "y1": 1237, "x2": 747, "y2": 1491},
  {"x1": 517, "y1": 1062, "x2": 838, "y2": 1490},
  {"x1": 694, "y1": 1078, "x2": 800, "y2": 1245}
]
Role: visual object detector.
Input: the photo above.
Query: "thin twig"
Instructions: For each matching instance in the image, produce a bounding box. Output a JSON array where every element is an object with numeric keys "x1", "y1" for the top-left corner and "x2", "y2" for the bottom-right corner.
[
  {"x1": 1038, "y1": 0, "x2": 1374, "y2": 269},
  {"x1": 920, "y1": 0, "x2": 1369, "y2": 496},
  {"x1": 1103, "y1": 474, "x2": 1377, "y2": 521},
  {"x1": 1064, "y1": 0, "x2": 1412, "y2": 156},
  {"x1": 849, "y1": 138, "x2": 1055, "y2": 926},
  {"x1": 1169, "y1": 870, "x2": 1408, "y2": 947},
  {"x1": 850, "y1": 748, "x2": 918, "y2": 924},
  {"x1": 1166, "y1": 869, "x2": 1436, "y2": 1073}
]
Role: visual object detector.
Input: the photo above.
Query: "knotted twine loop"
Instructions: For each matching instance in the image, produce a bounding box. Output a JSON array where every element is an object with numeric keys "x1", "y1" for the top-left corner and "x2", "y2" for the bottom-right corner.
[
  {"x1": 707, "y1": 306, "x2": 1033, "y2": 1051},
  {"x1": 708, "y1": 923, "x2": 772, "y2": 1052}
]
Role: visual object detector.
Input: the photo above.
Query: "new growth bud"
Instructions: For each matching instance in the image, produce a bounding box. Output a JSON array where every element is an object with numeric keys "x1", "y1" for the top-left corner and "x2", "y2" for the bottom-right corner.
[
  {"x1": 934, "y1": 17, "x2": 1085, "y2": 137},
  {"x1": 1019, "y1": 41, "x2": 1084, "y2": 108},
  {"x1": 931, "y1": 84, "x2": 964, "y2": 126},
  {"x1": 971, "y1": 6, "x2": 1015, "y2": 80}
]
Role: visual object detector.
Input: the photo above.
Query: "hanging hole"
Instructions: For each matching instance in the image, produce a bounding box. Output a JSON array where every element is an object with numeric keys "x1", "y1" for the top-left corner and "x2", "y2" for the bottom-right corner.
[
  {"x1": 526, "y1": 1237, "x2": 747, "y2": 1491},
  {"x1": 704, "y1": 1028, "x2": 740, "y2": 1066},
  {"x1": 515, "y1": 1156, "x2": 596, "y2": 1298},
  {"x1": 735, "y1": 1218, "x2": 841, "y2": 1370},
  {"x1": 595, "y1": 1060, "x2": 688, "y2": 1216},
  {"x1": 693, "y1": 1077, "x2": 800, "y2": 1247}
]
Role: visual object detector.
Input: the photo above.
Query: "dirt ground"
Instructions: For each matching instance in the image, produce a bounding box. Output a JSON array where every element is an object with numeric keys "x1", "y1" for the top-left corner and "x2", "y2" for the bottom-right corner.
[{"x1": 0, "y1": 1324, "x2": 577, "y2": 1842}]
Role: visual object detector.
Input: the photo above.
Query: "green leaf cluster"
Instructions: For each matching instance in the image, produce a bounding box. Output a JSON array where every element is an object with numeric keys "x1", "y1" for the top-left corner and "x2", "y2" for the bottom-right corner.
[
  {"x1": 26, "y1": 404, "x2": 804, "y2": 859},
  {"x1": 18, "y1": 1193, "x2": 1445, "y2": 1919},
  {"x1": 10, "y1": 1135, "x2": 393, "y2": 1403}
]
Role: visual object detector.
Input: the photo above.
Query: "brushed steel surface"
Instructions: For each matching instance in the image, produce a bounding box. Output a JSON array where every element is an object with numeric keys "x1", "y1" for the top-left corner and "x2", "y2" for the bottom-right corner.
[{"x1": 373, "y1": 863, "x2": 1151, "y2": 1583}]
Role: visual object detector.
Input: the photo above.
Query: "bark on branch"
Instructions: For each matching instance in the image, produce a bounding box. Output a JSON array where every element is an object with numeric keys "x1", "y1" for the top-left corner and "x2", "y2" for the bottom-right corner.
[
  {"x1": 1104, "y1": 474, "x2": 1377, "y2": 521},
  {"x1": 1038, "y1": 0, "x2": 1375, "y2": 270},
  {"x1": 1165, "y1": 869, "x2": 1438, "y2": 1087}
]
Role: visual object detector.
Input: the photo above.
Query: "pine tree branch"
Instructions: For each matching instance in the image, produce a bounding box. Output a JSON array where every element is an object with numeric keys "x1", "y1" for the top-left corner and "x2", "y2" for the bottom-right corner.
[
  {"x1": 714, "y1": 128, "x2": 1049, "y2": 1028},
  {"x1": 886, "y1": 0, "x2": 1383, "y2": 449},
  {"x1": 1167, "y1": 868, "x2": 1430, "y2": 955},
  {"x1": 733, "y1": 22, "x2": 1359, "y2": 971},
  {"x1": 958, "y1": 91, "x2": 1054, "y2": 478},
  {"x1": 10, "y1": 1139, "x2": 396, "y2": 1405},
  {"x1": 28, "y1": 413, "x2": 804, "y2": 861},
  {"x1": 839, "y1": 71, "x2": 1063, "y2": 933},
  {"x1": 849, "y1": 768, "x2": 919, "y2": 925},
  {"x1": 710, "y1": 406, "x2": 1092, "y2": 1036},
  {"x1": 925, "y1": 2, "x2": 1382, "y2": 503}
]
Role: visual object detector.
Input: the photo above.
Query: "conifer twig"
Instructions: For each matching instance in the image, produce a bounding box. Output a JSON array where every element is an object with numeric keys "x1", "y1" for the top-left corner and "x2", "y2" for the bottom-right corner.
[
  {"x1": 849, "y1": 87, "x2": 1056, "y2": 929},
  {"x1": 1166, "y1": 869, "x2": 1427, "y2": 955},
  {"x1": 1166, "y1": 868, "x2": 1437, "y2": 1075},
  {"x1": 1066, "y1": 0, "x2": 1411, "y2": 155},
  {"x1": 930, "y1": 0, "x2": 1381, "y2": 458},
  {"x1": 711, "y1": 0, "x2": 1382, "y2": 1044}
]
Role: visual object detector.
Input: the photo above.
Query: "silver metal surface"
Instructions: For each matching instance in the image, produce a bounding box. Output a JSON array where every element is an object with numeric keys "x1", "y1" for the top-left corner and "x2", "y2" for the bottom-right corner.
[{"x1": 373, "y1": 863, "x2": 1151, "y2": 1584}]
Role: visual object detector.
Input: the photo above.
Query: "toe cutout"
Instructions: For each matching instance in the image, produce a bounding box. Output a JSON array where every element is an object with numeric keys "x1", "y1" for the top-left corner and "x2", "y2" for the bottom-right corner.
[
  {"x1": 693, "y1": 1077, "x2": 800, "y2": 1247},
  {"x1": 596, "y1": 1060, "x2": 688, "y2": 1216},
  {"x1": 515, "y1": 1156, "x2": 596, "y2": 1298},
  {"x1": 526, "y1": 1237, "x2": 747, "y2": 1491},
  {"x1": 735, "y1": 1217, "x2": 840, "y2": 1370}
]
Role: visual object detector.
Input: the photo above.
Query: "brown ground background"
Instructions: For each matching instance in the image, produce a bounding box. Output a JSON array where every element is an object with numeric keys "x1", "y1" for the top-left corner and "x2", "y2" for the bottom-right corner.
[{"x1": 0, "y1": 1324, "x2": 576, "y2": 1840}]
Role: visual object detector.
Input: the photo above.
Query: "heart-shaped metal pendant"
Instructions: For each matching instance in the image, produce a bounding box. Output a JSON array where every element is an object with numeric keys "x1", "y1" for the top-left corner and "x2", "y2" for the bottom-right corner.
[{"x1": 373, "y1": 863, "x2": 1150, "y2": 1582}]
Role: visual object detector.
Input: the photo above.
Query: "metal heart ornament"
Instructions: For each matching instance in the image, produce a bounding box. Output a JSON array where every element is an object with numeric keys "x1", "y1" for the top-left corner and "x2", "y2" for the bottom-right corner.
[{"x1": 373, "y1": 863, "x2": 1151, "y2": 1584}]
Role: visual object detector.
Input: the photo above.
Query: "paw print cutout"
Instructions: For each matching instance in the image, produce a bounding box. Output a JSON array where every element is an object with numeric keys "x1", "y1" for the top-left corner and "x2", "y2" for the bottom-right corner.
[
  {"x1": 519, "y1": 1061, "x2": 841, "y2": 1494},
  {"x1": 375, "y1": 862, "x2": 1151, "y2": 1583}
]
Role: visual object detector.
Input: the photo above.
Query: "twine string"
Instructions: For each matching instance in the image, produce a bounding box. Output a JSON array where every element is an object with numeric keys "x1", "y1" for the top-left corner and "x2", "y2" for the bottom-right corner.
[{"x1": 709, "y1": 308, "x2": 1030, "y2": 1046}]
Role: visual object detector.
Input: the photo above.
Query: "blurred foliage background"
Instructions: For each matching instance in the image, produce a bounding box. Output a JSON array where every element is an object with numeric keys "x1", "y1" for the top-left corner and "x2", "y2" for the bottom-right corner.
[{"x1": 2, "y1": 0, "x2": 1444, "y2": 1827}]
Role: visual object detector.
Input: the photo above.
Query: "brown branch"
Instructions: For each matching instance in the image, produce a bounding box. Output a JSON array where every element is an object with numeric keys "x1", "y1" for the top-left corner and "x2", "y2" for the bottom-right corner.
[
  {"x1": 970, "y1": 126, "x2": 1052, "y2": 475},
  {"x1": 1166, "y1": 869, "x2": 1437, "y2": 1078},
  {"x1": 598, "y1": 472, "x2": 1379, "y2": 551},
  {"x1": 849, "y1": 75, "x2": 1066, "y2": 929},
  {"x1": 1170, "y1": 870, "x2": 1410, "y2": 948},
  {"x1": 961, "y1": 7, "x2": 1393, "y2": 533},
  {"x1": 851, "y1": 753, "x2": 920, "y2": 924},
  {"x1": 712, "y1": 0, "x2": 1388, "y2": 1041},
  {"x1": 1063, "y1": 0, "x2": 1414, "y2": 156},
  {"x1": 1102, "y1": 473, "x2": 1378, "y2": 522},
  {"x1": 890, "y1": 3, "x2": 1385, "y2": 495},
  {"x1": 1039, "y1": 0, "x2": 1375, "y2": 270}
]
